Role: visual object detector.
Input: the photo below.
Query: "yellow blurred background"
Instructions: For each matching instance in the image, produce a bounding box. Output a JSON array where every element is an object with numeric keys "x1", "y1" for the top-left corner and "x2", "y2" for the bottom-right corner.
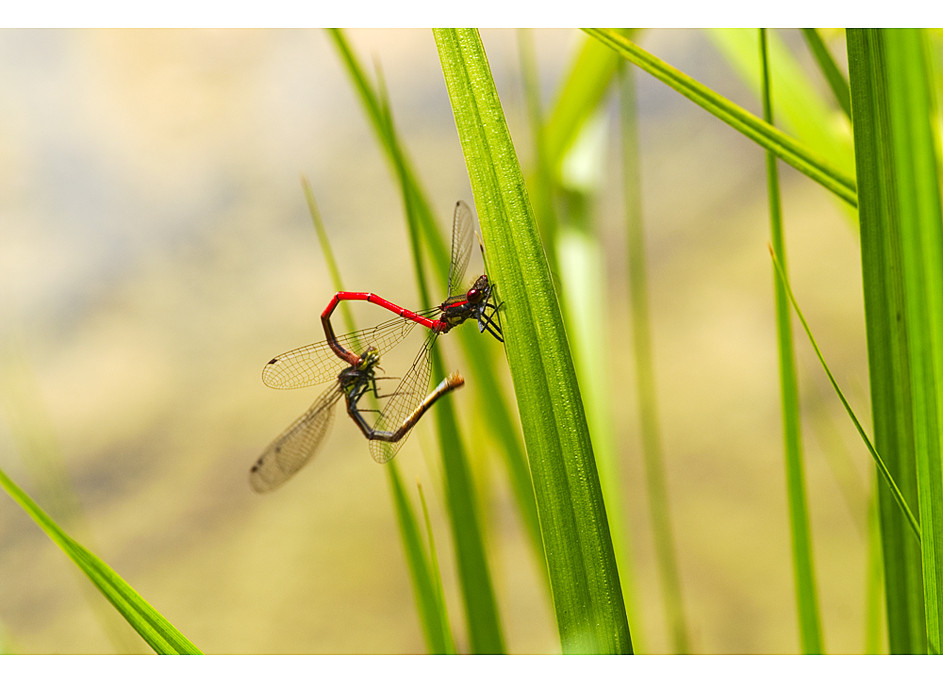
[{"x1": 0, "y1": 29, "x2": 872, "y2": 654}]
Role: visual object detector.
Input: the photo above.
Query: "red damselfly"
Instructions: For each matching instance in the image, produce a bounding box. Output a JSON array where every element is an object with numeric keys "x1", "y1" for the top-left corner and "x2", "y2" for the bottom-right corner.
[
  {"x1": 250, "y1": 347, "x2": 464, "y2": 492},
  {"x1": 321, "y1": 200, "x2": 502, "y2": 364},
  {"x1": 320, "y1": 200, "x2": 502, "y2": 464}
]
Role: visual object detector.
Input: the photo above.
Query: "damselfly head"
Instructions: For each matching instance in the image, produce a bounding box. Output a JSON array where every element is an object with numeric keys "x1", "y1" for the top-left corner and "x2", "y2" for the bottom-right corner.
[
  {"x1": 357, "y1": 346, "x2": 382, "y2": 370},
  {"x1": 465, "y1": 274, "x2": 491, "y2": 304}
]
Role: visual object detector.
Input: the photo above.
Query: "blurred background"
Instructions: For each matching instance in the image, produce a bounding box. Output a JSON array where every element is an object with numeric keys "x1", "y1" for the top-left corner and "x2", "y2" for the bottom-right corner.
[{"x1": 0, "y1": 29, "x2": 871, "y2": 654}]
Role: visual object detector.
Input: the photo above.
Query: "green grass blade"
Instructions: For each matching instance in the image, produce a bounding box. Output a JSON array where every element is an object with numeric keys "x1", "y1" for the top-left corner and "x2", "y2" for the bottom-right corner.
[
  {"x1": 711, "y1": 28, "x2": 854, "y2": 180},
  {"x1": 431, "y1": 386, "x2": 505, "y2": 653},
  {"x1": 525, "y1": 29, "x2": 640, "y2": 649},
  {"x1": 301, "y1": 177, "x2": 356, "y2": 333},
  {"x1": 846, "y1": 28, "x2": 930, "y2": 654},
  {"x1": 524, "y1": 27, "x2": 624, "y2": 265},
  {"x1": 880, "y1": 28, "x2": 943, "y2": 654},
  {"x1": 800, "y1": 29, "x2": 852, "y2": 119},
  {"x1": 555, "y1": 121, "x2": 638, "y2": 647},
  {"x1": 516, "y1": 29, "x2": 559, "y2": 276},
  {"x1": 0, "y1": 467, "x2": 202, "y2": 655},
  {"x1": 387, "y1": 467, "x2": 455, "y2": 653},
  {"x1": 434, "y1": 28, "x2": 632, "y2": 654},
  {"x1": 583, "y1": 28, "x2": 857, "y2": 208},
  {"x1": 326, "y1": 29, "x2": 447, "y2": 283},
  {"x1": 415, "y1": 482, "x2": 455, "y2": 652},
  {"x1": 302, "y1": 179, "x2": 346, "y2": 312},
  {"x1": 865, "y1": 491, "x2": 885, "y2": 653},
  {"x1": 522, "y1": 30, "x2": 641, "y2": 648},
  {"x1": 620, "y1": 63, "x2": 687, "y2": 653},
  {"x1": 1, "y1": 340, "x2": 142, "y2": 653},
  {"x1": 760, "y1": 29, "x2": 823, "y2": 654},
  {"x1": 543, "y1": 31, "x2": 624, "y2": 172},
  {"x1": 768, "y1": 246, "x2": 921, "y2": 541}
]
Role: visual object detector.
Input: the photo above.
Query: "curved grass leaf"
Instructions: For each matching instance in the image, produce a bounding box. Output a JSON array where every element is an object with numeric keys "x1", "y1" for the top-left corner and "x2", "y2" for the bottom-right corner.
[
  {"x1": 768, "y1": 248, "x2": 921, "y2": 542},
  {"x1": 583, "y1": 28, "x2": 857, "y2": 208},
  {"x1": 434, "y1": 28, "x2": 632, "y2": 654},
  {"x1": 0, "y1": 467, "x2": 202, "y2": 654}
]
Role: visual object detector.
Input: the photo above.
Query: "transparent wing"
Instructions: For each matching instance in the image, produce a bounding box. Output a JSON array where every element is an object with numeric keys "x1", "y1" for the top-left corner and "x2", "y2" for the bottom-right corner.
[
  {"x1": 249, "y1": 384, "x2": 343, "y2": 492},
  {"x1": 368, "y1": 334, "x2": 437, "y2": 464},
  {"x1": 262, "y1": 315, "x2": 425, "y2": 390},
  {"x1": 447, "y1": 200, "x2": 475, "y2": 299}
]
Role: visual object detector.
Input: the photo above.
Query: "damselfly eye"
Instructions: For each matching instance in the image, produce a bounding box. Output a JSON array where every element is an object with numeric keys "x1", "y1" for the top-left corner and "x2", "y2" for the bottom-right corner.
[{"x1": 465, "y1": 274, "x2": 490, "y2": 304}]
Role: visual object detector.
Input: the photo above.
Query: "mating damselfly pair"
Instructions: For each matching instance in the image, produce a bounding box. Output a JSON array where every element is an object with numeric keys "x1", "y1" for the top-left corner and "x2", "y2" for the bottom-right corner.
[{"x1": 249, "y1": 201, "x2": 502, "y2": 493}]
